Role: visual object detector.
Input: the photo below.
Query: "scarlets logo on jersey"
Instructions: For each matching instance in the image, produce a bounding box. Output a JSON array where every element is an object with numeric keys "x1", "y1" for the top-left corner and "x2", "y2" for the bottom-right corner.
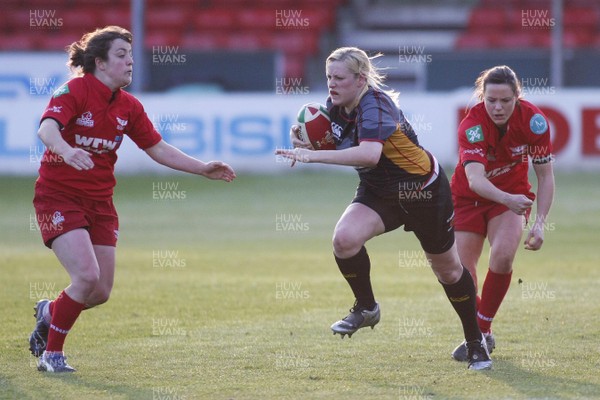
[
  {"x1": 75, "y1": 134, "x2": 121, "y2": 154},
  {"x1": 116, "y1": 117, "x2": 128, "y2": 131},
  {"x1": 76, "y1": 111, "x2": 94, "y2": 127},
  {"x1": 510, "y1": 144, "x2": 528, "y2": 157}
]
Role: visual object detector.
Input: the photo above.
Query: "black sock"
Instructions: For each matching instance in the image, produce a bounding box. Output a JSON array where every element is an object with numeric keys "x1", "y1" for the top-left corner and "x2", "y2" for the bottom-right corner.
[
  {"x1": 335, "y1": 246, "x2": 376, "y2": 310},
  {"x1": 440, "y1": 266, "x2": 480, "y2": 342}
]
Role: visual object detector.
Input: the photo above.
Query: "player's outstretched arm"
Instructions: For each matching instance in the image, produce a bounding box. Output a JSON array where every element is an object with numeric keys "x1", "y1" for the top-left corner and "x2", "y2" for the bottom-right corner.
[
  {"x1": 275, "y1": 140, "x2": 381, "y2": 168},
  {"x1": 145, "y1": 140, "x2": 236, "y2": 182},
  {"x1": 524, "y1": 162, "x2": 555, "y2": 251}
]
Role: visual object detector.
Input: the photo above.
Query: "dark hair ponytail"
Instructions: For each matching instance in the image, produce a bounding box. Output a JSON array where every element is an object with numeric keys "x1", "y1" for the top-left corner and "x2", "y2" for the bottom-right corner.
[{"x1": 67, "y1": 25, "x2": 132, "y2": 75}]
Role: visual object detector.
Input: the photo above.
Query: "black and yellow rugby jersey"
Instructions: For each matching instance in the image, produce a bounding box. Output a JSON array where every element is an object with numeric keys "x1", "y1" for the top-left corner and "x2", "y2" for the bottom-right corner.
[{"x1": 327, "y1": 87, "x2": 436, "y2": 199}]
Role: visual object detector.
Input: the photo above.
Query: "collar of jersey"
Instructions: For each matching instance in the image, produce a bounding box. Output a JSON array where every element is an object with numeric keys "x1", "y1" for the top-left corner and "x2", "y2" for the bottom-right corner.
[{"x1": 84, "y1": 73, "x2": 121, "y2": 103}]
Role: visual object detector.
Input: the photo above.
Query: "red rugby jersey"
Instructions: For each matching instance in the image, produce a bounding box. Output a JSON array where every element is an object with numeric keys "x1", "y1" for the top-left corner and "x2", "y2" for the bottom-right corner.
[
  {"x1": 450, "y1": 99, "x2": 552, "y2": 204},
  {"x1": 38, "y1": 73, "x2": 162, "y2": 200}
]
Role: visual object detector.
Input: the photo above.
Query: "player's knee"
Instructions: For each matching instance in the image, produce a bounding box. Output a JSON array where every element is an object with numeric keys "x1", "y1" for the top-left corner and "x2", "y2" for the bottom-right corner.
[
  {"x1": 73, "y1": 269, "x2": 101, "y2": 294},
  {"x1": 87, "y1": 290, "x2": 111, "y2": 307},
  {"x1": 332, "y1": 229, "x2": 362, "y2": 258},
  {"x1": 490, "y1": 254, "x2": 514, "y2": 273},
  {"x1": 433, "y1": 266, "x2": 462, "y2": 285}
]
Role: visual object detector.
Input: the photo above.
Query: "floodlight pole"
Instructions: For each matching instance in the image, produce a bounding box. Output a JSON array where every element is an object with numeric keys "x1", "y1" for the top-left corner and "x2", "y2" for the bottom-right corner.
[
  {"x1": 131, "y1": 0, "x2": 146, "y2": 93},
  {"x1": 550, "y1": 0, "x2": 563, "y2": 88}
]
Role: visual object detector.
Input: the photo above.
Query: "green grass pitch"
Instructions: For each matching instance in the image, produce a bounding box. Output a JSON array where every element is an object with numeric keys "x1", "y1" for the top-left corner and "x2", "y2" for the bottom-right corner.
[{"x1": 1, "y1": 170, "x2": 599, "y2": 399}]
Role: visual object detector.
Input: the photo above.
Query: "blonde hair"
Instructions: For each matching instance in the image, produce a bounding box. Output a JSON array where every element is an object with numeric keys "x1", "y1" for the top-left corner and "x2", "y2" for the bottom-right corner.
[{"x1": 326, "y1": 47, "x2": 399, "y2": 105}]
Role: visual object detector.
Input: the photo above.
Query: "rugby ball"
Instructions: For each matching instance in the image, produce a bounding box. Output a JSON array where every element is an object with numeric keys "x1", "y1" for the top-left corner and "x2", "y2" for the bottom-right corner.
[{"x1": 296, "y1": 103, "x2": 336, "y2": 150}]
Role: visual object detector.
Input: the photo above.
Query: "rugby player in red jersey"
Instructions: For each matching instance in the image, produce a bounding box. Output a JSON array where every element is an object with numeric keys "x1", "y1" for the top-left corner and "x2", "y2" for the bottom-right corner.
[
  {"x1": 450, "y1": 65, "x2": 555, "y2": 361},
  {"x1": 277, "y1": 47, "x2": 492, "y2": 370},
  {"x1": 29, "y1": 26, "x2": 236, "y2": 372}
]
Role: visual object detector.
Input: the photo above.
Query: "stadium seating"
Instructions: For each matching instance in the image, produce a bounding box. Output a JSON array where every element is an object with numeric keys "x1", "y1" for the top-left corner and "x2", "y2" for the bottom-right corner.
[
  {"x1": 0, "y1": 1, "x2": 346, "y2": 82},
  {"x1": 457, "y1": 3, "x2": 600, "y2": 49}
]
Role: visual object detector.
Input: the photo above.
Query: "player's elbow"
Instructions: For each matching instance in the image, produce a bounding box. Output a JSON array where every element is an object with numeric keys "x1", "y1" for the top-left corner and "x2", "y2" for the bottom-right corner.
[
  {"x1": 37, "y1": 119, "x2": 59, "y2": 143},
  {"x1": 357, "y1": 151, "x2": 380, "y2": 168},
  {"x1": 356, "y1": 142, "x2": 382, "y2": 168},
  {"x1": 363, "y1": 158, "x2": 379, "y2": 168},
  {"x1": 466, "y1": 173, "x2": 484, "y2": 193},
  {"x1": 467, "y1": 178, "x2": 477, "y2": 192},
  {"x1": 37, "y1": 127, "x2": 52, "y2": 147}
]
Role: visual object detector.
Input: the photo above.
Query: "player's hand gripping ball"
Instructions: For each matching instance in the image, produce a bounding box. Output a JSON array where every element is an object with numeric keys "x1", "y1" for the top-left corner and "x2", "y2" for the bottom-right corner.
[{"x1": 296, "y1": 103, "x2": 336, "y2": 150}]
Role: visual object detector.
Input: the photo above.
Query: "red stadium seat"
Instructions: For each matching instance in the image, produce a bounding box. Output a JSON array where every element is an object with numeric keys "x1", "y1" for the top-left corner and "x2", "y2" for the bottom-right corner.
[
  {"x1": 38, "y1": 32, "x2": 82, "y2": 51},
  {"x1": 145, "y1": 8, "x2": 189, "y2": 31},
  {"x1": 237, "y1": 8, "x2": 278, "y2": 30},
  {"x1": 144, "y1": 31, "x2": 182, "y2": 48},
  {"x1": 468, "y1": 8, "x2": 506, "y2": 31},
  {"x1": 192, "y1": 9, "x2": 236, "y2": 31},
  {"x1": 4, "y1": 9, "x2": 34, "y2": 33},
  {"x1": 180, "y1": 32, "x2": 227, "y2": 51},
  {"x1": 0, "y1": 33, "x2": 38, "y2": 50},
  {"x1": 593, "y1": 33, "x2": 600, "y2": 48},
  {"x1": 302, "y1": 9, "x2": 335, "y2": 30},
  {"x1": 60, "y1": 9, "x2": 100, "y2": 32},
  {"x1": 563, "y1": 30, "x2": 593, "y2": 48},
  {"x1": 224, "y1": 32, "x2": 268, "y2": 50},
  {"x1": 101, "y1": 8, "x2": 131, "y2": 30},
  {"x1": 269, "y1": 31, "x2": 319, "y2": 56},
  {"x1": 564, "y1": 8, "x2": 600, "y2": 30}
]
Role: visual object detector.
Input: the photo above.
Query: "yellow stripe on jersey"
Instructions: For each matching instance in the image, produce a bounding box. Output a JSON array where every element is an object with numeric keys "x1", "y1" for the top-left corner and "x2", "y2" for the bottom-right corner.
[{"x1": 382, "y1": 123, "x2": 431, "y2": 176}]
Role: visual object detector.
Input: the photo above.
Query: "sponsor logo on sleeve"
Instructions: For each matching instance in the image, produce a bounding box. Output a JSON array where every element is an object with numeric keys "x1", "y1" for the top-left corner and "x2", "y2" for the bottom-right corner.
[
  {"x1": 530, "y1": 113, "x2": 548, "y2": 135},
  {"x1": 465, "y1": 125, "x2": 484, "y2": 143},
  {"x1": 52, "y1": 84, "x2": 69, "y2": 98},
  {"x1": 462, "y1": 148, "x2": 484, "y2": 157},
  {"x1": 45, "y1": 106, "x2": 62, "y2": 113}
]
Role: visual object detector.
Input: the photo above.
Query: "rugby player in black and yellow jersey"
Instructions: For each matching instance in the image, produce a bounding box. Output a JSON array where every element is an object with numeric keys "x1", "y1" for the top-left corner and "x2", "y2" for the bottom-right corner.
[{"x1": 276, "y1": 47, "x2": 491, "y2": 370}]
